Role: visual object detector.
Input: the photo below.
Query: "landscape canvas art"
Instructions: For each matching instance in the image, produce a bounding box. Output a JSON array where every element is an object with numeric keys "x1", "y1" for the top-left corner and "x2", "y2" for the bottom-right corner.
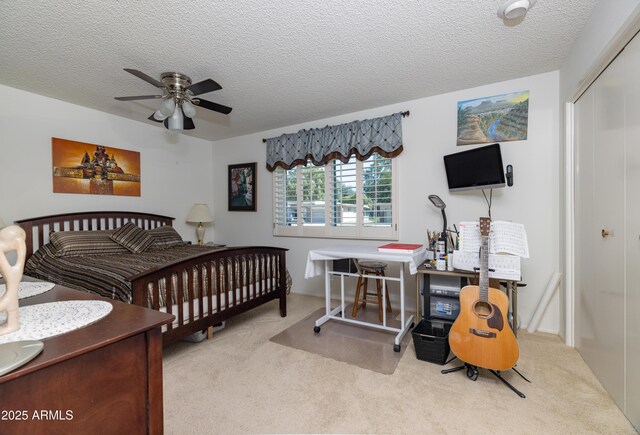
[
  {"x1": 52, "y1": 138, "x2": 141, "y2": 196},
  {"x1": 456, "y1": 91, "x2": 529, "y2": 146}
]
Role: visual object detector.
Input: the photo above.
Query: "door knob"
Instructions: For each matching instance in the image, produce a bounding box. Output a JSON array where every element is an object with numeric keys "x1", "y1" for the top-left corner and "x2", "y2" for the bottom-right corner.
[{"x1": 601, "y1": 229, "x2": 612, "y2": 238}]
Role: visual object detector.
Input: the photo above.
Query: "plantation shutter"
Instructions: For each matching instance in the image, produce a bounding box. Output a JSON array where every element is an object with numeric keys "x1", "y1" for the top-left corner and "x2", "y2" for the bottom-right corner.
[
  {"x1": 273, "y1": 167, "x2": 298, "y2": 228},
  {"x1": 328, "y1": 158, "x2": 357, "y2": 228},
  {"x1": 300, "y1": 165, "x2": 325, "y2": 226},
  {"x1": 363, "y1": 154, "x2": 393, "y2": 227}
]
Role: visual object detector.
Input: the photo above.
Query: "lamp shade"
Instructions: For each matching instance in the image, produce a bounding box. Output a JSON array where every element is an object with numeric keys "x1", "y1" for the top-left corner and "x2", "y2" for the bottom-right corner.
[
  {"x1": 186, "y1": 204, "x2": 214, "y2": 223},
  {"x1": 168, "y1": 106, "x2": 184, "y2": 130},
  {"x1": 159, "y1": 98, "x2": 177, "y2": 117},
  {"x1": 153, "y1": 109, "x2": 169, "y2": 121},
  {"x1": 182, "y1": 100, "x2": 197, "y2": 118},
  {"x1": 428, "y1": 194, "x2": 446, "y2": 209}
]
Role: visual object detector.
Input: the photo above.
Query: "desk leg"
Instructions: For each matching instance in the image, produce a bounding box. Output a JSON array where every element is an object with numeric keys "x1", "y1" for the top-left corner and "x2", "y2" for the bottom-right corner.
[
  {"x1": 399, "y1": 266, "x2": 405, "y2": 332},
  {"x1": 415, "y1": 274, "x2": 420, "y2": 322},
  {"x1": 325, "y1": 260, "x2": 331, "y2": 316},
  {"x1": 423, "y1": 274, "x2": 431, "y2": 321},
  {"x1": 314, "y1": 260, "x2": 334, "y2": 329},
  {"x1": 394, "y1": 265, "x2": 414, "y2": 351},
  {"x1": 340, "y1": 274, "x2": 346, "y2": 319},
  {"x1": 506, "y1": 281, "x2": 518, "y2": 338}
]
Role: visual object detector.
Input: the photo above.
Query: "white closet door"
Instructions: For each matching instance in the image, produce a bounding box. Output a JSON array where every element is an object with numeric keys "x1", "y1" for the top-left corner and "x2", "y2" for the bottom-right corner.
[
  {"x1": 624, "y1": 33, "x2": 640, "y2": 430},
  {"x1": 574, "y1": 89, "x2": 596, "y2": 358},
  {"x1": 576, "y1": 49, "x2": 626, "y2": 408}
]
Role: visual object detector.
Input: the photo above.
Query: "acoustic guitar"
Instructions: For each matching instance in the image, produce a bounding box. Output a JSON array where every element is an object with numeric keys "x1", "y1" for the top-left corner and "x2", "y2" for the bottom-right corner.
[{"x1": 449, "y1": 217, "x2": 519, "y2": 371}]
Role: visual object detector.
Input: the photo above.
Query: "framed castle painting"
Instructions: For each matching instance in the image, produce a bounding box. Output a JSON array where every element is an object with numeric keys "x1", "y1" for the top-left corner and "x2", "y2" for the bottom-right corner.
[{"x1": 52, "y1": 137, "x2": 141, "y2": 196}]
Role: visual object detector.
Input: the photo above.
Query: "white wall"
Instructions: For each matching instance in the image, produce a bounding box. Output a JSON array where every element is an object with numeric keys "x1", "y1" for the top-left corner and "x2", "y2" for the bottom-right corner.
[
  {"x1": 0, "y1": 84, "x2": 215, "y2": 242},
  {"x1": 560, "y1": 0, "x2": 640, "y2": 102},
  {"x1": 211, "y1": 71, "x2": 560, "y2": 333}
]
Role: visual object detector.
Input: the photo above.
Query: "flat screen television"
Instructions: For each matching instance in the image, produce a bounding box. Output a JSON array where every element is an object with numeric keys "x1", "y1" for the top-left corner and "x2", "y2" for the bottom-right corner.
[{"x1": 443, "y1": 143, "x2": 506, "y2": 191}]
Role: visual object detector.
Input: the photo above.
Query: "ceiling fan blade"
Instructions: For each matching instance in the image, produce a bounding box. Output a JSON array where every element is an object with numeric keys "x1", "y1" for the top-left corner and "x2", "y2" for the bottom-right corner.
[
  {"x1": 184, "y1": 116, "x2": 195, "y2": 130},
  {"x1": 195, "y1": 98, "x2": 233, "y2": 115},
  {"x1": 186, "y1": 79, "x2": 222, "y2": 96},
  {"x1": 123, "y1": 68, "x2": 163, "y2": 88},
  {"x1": 115, "y1": 95, "x2": 163, "y2": 101}
]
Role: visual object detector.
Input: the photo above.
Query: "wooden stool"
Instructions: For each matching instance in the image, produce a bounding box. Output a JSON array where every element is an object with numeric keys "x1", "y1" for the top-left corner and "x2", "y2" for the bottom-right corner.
[{"x1": 351, "y1": 260, "x2": 391, "y2": 322}]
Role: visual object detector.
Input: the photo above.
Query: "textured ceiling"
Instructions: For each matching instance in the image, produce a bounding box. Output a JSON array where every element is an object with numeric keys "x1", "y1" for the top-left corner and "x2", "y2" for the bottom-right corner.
[{"x1": 0, "y1": 0, "x2": 598, "y2": 141}]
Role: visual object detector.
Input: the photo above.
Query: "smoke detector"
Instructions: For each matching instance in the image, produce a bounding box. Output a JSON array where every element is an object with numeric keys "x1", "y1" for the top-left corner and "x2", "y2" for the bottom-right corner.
[{"x1": 497, "y1": 0, "x2": 537, "y2": 20}]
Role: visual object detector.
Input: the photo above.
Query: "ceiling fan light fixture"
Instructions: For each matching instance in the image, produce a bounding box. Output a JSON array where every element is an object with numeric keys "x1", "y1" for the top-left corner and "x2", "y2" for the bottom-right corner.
[
  {"x1": 497, "y1": 0, "x2": 536, "y2": 20},
  {"x1": 152, "y1": 109, "x2": 168, "y2": 121},
  {"x1": 168, "y1": 106, "x2": 184, "y2": 131},
  {"x1": 115, "y1": 69, "x2": 232, "y2": 131},
  {"x1": 182, "y1": 100, "x2": 197, "y2": 118},
  {"x1": 159, "y1": 98, "x2": 176, "y2": 117}
]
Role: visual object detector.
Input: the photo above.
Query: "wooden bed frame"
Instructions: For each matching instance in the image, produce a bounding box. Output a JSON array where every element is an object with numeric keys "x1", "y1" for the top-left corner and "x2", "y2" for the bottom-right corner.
[{"x1": 16, "y1": 211, "x2": 288, "y2": 345}]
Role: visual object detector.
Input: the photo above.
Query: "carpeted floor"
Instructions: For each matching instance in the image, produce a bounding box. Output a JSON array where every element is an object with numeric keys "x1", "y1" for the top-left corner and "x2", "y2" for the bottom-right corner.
[
  {"x1": 162, "y1": 293, "x2": 637, "y2": 434},
  {"x1": 269, "y1": 305, "x2": 412, "y2": 375}
]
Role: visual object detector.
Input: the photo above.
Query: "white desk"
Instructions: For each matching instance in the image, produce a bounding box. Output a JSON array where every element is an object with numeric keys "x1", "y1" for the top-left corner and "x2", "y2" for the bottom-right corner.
[{"x1": 305, "y1": 245, "x2": 428, "y2": 351}]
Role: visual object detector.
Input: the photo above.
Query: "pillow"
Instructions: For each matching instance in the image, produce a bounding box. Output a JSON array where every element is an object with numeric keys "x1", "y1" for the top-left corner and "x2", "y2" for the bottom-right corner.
[
  {"x1": 148, "y1": 225, "x2": 184, "y2": 248},
  {"x1": 49, "y1": 230, "x2": 129, "y2": 257},
  {"x1": 110, "y1": 222, "x2": 154, "y2": 253},
  {"x1": 24, "y1": 243, "x2": 59, "y2": 276}
]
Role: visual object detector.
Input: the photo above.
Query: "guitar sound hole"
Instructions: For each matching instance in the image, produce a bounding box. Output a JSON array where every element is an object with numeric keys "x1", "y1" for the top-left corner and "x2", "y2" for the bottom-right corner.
[{"x1": 473, "y1": 301, "x2": 493, "y2": 319}]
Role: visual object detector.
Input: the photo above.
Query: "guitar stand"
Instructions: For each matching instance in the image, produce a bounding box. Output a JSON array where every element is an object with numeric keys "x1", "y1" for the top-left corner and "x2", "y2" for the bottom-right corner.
[{"x1": 441, "y1": 357, "x2": 531, "y2": 398}]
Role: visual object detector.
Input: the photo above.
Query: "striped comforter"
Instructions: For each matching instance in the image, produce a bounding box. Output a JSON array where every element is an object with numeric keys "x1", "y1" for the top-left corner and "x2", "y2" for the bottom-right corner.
[{"x1": 25, "y1": 243, "x2": 230, "y2": 303}]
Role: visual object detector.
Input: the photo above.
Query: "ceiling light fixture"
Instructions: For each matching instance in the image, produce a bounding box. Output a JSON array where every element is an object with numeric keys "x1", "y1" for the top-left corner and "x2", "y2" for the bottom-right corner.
[
  {"x1": 497, "y1": 0, "x2": 536, "y2": 20},
  {"x1": 167, "y1": 105, "x2": 184, "y2": 131},
  {"x1": 181, "y1": 100, "x2": 197, "y2": 118},
  {"x1": 159, "y1": 97, "x2": 177, "y2": 117},
  {"x1": 115, "y1": 69, "x2": 233, "y2": 132},
  {"x1": 152, "y1": 109, "x2": 169, "y2": 121}
]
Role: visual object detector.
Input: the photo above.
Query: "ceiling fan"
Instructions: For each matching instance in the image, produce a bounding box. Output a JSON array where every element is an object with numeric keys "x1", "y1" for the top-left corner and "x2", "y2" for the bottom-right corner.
[{"x1": 114, "y1": 68, "x2": 232, "y2": 131}]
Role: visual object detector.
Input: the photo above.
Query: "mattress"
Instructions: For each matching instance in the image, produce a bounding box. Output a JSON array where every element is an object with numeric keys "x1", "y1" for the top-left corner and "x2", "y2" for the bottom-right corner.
[{"x1": 25, "y1": 243, "x2": 228, "y2": 303}]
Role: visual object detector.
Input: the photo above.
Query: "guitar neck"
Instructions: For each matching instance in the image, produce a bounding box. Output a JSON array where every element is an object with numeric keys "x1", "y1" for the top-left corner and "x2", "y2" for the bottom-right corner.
[{"x1": 480, "y1": 234, "x2": 489, "y2": 302}]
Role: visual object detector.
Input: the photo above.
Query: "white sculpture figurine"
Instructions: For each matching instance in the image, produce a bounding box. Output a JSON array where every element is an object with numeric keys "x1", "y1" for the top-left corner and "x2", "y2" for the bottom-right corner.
[{"x1": 0, "y1": 225, "x2": 27, "y2": 335}]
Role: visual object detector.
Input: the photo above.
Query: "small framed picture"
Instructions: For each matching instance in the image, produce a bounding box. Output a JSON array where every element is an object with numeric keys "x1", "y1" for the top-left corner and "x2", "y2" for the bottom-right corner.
[{"x1": 228, "y1": 162, "x2": 257, "y2": 211}]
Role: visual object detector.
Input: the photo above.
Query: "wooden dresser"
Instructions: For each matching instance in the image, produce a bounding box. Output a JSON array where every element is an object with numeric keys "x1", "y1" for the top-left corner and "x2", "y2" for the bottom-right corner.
[{"x1": 0, "y1": 283, "x2": 174, "y2": 434}]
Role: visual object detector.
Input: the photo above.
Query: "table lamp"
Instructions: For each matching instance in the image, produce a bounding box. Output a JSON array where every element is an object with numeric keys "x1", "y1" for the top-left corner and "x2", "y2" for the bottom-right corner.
[
  {"x1": 428, "y1": 194, "x2": 447, "y2": 252},
  {"x1": 186, "y1": 204, "x2": 214, "y2": 245}
]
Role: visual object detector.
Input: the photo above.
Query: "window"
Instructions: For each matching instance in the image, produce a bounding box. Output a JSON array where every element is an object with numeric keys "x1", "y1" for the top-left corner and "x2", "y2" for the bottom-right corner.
[{"x1": 273, "y1": 153, "x2": 397, "y2": 239}]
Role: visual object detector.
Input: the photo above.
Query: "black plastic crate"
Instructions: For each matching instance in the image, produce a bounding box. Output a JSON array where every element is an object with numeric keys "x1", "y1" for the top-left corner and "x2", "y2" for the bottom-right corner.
[{"x1": 411, "y1": 320, "x2": 451, "y2": 365}]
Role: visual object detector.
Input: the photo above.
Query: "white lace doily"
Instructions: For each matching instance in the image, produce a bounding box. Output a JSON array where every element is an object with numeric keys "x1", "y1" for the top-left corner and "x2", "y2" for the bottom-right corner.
[
  {"x1": 0, "y1": 300, "x2": 113, "y2": 344},
  {"x1": 0, "y1": 281, "x2": 56, "y2": 300}
]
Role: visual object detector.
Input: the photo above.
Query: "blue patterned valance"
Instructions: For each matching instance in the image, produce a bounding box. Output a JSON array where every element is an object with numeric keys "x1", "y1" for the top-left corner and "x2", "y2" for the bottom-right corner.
[{"x1": 265, "y1": 112, "x2": 404, "y2": 172}]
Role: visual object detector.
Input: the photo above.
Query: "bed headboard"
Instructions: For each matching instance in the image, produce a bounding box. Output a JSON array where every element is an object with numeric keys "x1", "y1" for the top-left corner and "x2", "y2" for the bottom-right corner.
[{"x1": 15, "y1": 211, "x2": 174, "y2": 261}]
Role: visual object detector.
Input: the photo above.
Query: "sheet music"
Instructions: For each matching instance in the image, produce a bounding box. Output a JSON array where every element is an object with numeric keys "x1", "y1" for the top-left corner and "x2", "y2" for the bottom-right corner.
[
  {"x1": 452, "y1": 250, "x2": 521, "y2": 281},
  {"x1": 490, "y1": 221, "x2": 529, "y2": 258},
  {"x1": 458, "y1": 221, "x2": 529, "y2": 259},
  {"x1": 458, "y1": 222, "x2": 481, "y2": 253}
]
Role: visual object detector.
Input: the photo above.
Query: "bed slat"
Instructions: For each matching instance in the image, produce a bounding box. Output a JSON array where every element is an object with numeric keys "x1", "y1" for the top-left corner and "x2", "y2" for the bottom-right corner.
[{"x1": 187, "y1": 266, "x2": 194, "y2": 325}]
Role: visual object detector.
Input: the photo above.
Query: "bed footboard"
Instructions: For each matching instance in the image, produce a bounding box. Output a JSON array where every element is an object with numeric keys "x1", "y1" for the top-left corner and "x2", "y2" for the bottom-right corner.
[{"x1": 128, "y1": 246, "x2": 288, "y2": 345}]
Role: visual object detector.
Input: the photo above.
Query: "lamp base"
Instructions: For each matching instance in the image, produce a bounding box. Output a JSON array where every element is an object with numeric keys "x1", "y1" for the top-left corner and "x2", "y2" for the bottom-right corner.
[{"x1": 196, "y1": 223, "x2": 205, "y2": 245}]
